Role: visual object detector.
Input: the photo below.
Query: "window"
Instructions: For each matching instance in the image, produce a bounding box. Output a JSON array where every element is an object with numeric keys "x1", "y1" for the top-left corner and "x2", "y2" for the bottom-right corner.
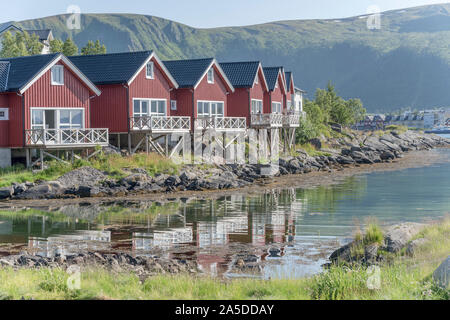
[
  {"x1": 207, "y1": 68, "x2": 214, "y2": 84},
  {"x1": 171, "y1": 100, "x2": 177, "y2": 111},
  {"x1": 51, "y1": 65, "x2": 64, "y2": 85},
  {"x1": 59, "y1": 110, "x2": 83, "y2": 129},
  {"x1": 0, "y1": 108, "x2": 8, "y2": 120},
  {"x1": 133, "y1": 99, "x2": 166, "y2": 117},
  {"x1": 255, "y1": 75, "x2": 258, "y2": 85},
  {"x1": 271, "y1": 102, "x2": 282, "y2": 114},
  {"x1": 251, "y1": 100, "x2": 263, "y2": 114},
  {"x1": 197, "y1": 101, "x2": 224, "y2": 117},
  {"x1": 31, "y1": 109, "x2": 84, "y2": 129},
  {"x1": 274, "y1": 81, "x2": 278, "y2": 89},
  {"x1": 146, "y1": 62, "x2": 154, "y2": 79}
]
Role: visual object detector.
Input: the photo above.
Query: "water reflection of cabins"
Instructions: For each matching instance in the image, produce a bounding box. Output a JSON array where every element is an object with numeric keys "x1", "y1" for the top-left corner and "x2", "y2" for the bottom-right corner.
[{"x1": 28, "y1": 230, "x2": 111, "y2": 257}]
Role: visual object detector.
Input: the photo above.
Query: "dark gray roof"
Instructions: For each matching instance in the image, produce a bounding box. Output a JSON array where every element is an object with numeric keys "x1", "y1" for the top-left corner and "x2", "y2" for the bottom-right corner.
[
  {"x1": 219, "y1": 61, "x2": 260, "y2": 88},
  {"x1": 163, "y1": 58, "x2": 214, "y2": 88},
  {"x1": 26, "y1": 29, "x2": 52, "y2": 41},
  {"x1": 69, "y1": 51, "x2": 153, "y2": 85},
  {"x1": 285, "y1": 71, "x2": 293, "y2": 90},
  {"x1": 263, "y1": 67, "x2": 283, "y2": 91},
  {"x1": 0, "y1": 53, "x2": 59, "y2": 92},
  {"x1": 0, "y1": 62, "x2": 10, "y2": 91},
  {"x1": 0, "y1": 23, "x2": 21, "y2": 34}
]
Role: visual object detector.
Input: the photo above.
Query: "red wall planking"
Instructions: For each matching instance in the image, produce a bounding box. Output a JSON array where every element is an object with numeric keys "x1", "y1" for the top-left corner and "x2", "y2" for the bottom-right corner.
[{"x1": 90, "y1": 57, "x2": 177, "y2": 134}]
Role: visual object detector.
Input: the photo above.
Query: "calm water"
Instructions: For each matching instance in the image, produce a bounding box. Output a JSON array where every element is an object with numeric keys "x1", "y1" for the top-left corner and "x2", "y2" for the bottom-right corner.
[{"x1": 0, "y1": 148, "x2": 449, "y2": 279}]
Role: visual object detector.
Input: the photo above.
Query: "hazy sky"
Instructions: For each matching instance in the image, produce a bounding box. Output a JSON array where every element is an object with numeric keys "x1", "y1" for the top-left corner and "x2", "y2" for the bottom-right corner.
[{"x1": 1, "y1": 0, "x2": 448, "y2": 28}]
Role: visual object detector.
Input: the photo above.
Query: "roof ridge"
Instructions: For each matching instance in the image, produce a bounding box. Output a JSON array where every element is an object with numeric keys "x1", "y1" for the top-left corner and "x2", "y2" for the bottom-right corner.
[
  {"x1": 0, "y1": 52, "x2": 59, "y2": 61},
  {"x1": 164, "y1": 57, "x2": 214, "y2": 63},
  {"x1": 69, "y1": 50, "x2": 153, "y2": 58}
]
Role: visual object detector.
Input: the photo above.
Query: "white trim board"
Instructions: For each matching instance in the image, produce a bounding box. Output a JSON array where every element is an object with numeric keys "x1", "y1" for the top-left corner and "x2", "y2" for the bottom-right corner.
[
  {"x1": 19, "y1": 54, "x2": 101, "y2": 96},
  {"x1": 128, "y1": 52, "x2": 179, "y2": 89}
]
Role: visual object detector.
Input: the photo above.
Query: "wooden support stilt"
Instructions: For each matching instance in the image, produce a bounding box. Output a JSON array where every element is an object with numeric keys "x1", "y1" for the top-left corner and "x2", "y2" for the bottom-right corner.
[
  {"x1": 145, "y1": 133, "x2": 149, "y2": 154},
  {"x1": 165, "y1": 134, "x2": 169, "y2": 157},
  {"x1": 26, "y1": 149, "x2": 31, "y2": 168},
  {"x1": 40, "y1": 149, "x2": 44, "y2": 171},
  {"x1": 117, "y1": 133, "x2": 121, "y2": 150},
  {"x1": 128, "y1": 133, "x2": 132, "y2": 155}
]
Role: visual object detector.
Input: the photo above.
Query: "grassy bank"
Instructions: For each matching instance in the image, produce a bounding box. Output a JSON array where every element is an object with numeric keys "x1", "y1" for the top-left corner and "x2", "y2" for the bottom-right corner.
[
  {"x1": 0, "y1": 217, "x2": 448, "y2": 300},
  {"x1": 0, "y1": 153, "x2": 179, "y2": 188}
]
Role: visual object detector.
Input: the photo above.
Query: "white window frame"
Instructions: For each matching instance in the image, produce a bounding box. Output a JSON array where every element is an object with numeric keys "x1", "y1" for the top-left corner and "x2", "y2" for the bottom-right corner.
[
  {"x1": 254, "y1": 74, "x2": 259, "y2": 85},
  {"x1": 146, "y1": 61, "x2": 154, "y2": 79},
  {"x1": 170, "y1": 100, "x2": 177, "y2": 111},
  {"x1": 197, "y1": 100, "x2": 224, "y2": 118},
  {"x1": 132, "y1": 98, "x2": 167, "y2": 117},
  {"x1": 30, "y1": 107, "x2": 85, "y2": 130},
  {"x1": 207, "y1": 68, "x2": 214, "y2": 84},
  {"x1": 271, "y1": 102, "x2": 282, "y2": 114},
  {"x1": 51, "y1": 65, "x2": 64, "y2": 86},
  {"x1": 0, "y1": 108, "x2": 8, "y2": 120},
  {"x1": 251, "y1": 99, "x2": 263, "y2": 114}
]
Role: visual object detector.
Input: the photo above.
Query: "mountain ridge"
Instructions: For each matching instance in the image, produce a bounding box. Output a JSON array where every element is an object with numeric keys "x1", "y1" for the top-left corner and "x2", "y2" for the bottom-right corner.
[{"x1": 3, "y1": 3, "x2": 450, "y2": 112}]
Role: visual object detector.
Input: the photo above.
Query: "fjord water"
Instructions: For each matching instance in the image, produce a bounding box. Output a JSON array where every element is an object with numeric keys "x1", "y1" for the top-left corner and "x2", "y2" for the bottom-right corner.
[{"x1": 0, "y1": 148, "x2": 449, "y2": 279}]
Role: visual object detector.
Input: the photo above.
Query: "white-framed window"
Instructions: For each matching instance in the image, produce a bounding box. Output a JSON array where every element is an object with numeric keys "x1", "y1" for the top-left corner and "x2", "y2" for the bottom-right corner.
[
  {"x1": 197, "y1": 101, "x2": 224, "y2": 118},
  {"x1": 0, "y1": 108, "x2": 8, "y2": 120},
  {"x1": 207, "y1": 68, "x2": 214, "y2": 84},
  {"x1": 59, "y1": 109, "x2": 83, "y2": 129},
  {"x1": 146, "y1": 61, "x2": 154, "y2": 79},
  {"x1": 133, "y1": 98, "x2": 166, "y2": 117},
  {"x1": 271, "y1": 102, "x2": 282, "y2": 114},
  {"x1": 251, "y1": 100, "x2": 263, "y2": 114},
  {"x1": 171, "y1": 100, "x2": 177, "y2": 111},
  {"x1": 254, "y1": 74, "x2": 259, "y2": 85},
  {"x1": 51, "y1": 65, "x2": 64, "y2": 85},
  {"x1": 31, "y1": 108, "x2": 84, "y2": 130}
]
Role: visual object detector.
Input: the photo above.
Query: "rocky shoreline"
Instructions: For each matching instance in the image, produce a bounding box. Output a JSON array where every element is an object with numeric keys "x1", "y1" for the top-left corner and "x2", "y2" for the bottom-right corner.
[{"x1": 1, "y1": 130, "x2": 449, "y2": 201}]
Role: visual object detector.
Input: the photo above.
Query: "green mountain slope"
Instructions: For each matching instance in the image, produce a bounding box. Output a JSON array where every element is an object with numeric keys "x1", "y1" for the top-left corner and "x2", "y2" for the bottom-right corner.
[{"x1": 10, "y1": 3, "x2": 450, "y2": 112}]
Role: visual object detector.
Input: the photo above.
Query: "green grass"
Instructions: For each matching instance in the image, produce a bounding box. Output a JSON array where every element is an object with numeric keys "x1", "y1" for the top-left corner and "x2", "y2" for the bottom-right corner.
[
  {"x1": 0, "y1": 152, "x2": 180, "y2": 187},
  {"x1": 0, "y1": 217, "x2": 448, "y2": 300},
  {"x1": 296, "y1": 143, "x2": 331, "y2": 157},
  {"x1": 385, "y1": 125, "x2": 409, "y2": 134}
]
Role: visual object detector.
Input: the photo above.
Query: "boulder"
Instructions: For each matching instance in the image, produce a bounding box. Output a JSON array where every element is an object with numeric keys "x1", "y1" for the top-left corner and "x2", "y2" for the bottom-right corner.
[
  {"x1": 57, "y1": 167, "x2": 106, "y2": 188},
  {"x1": 384, "y1": 223, "x2": 424, "y2": 253},
  {"x1": 433, "y1": 256, "x2": 449, "y2": 289},
  {"x1": 406, "y1": 238, "x2": 428, "y2": 256},
  {"x1": 16, "y1": 181, "x2": 66, "y2": 199},
  {"x1": 309, "y1": 138, "x2": 322, "y2": 150},
  {"x1": 0, "y1": 187, "x2": 13, "y2": 200}
]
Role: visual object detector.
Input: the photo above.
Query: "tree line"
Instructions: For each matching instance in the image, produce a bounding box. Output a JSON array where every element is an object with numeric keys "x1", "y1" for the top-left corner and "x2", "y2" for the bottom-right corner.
[{"x1": 0, "y1": 30, "x2": 107, "y2": 58}]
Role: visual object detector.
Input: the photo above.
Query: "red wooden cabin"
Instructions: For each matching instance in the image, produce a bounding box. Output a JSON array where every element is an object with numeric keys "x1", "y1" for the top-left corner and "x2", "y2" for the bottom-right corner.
[
  {"x1": 163, "y1": 58, "x2": 246, "y2": 132},
  {"x1": 219, "y1": 61, "x2": 271, "y2": 129},
  {"x1": 260, "y1": 67, "x2": 288, "y2": 128},
  {"x1": 0, "y1": 53, "x2": 106, "y2": 168},
  {"x1": 69, "y1": 51, "x2": 187, "y2": 152}
]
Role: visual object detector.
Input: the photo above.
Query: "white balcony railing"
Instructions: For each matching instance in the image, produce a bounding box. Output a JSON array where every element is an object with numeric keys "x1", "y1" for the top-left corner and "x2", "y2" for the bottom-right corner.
[
  {"x1": 283, "y1": 113, "x2": 301, "y2": 127},
  {"x1": 195, "y1": 117, "x2": 246, "y2": 131},
  {"x1": 250, "y1": 113, "x2": 283, "y2": 128},
  {"x1": 26, "y1": 128, "x2": 109, "y2": 147},
  {"x1": 130, "y1": 116, "x2": 191, "y2": 132}
]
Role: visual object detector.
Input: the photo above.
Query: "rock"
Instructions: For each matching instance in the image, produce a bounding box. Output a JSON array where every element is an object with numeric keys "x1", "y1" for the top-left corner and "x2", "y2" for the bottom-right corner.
[
  {"x1": 57, "y1": 167, "x2": 106, "y2": 188},
  {"x1": 12, "y1": 183, "x2": 27, "y2": 195},
  {"x1": 406, "y1": 238, "x2": 428, "y2": 256},
  {"x1": 309, "y1": 138, "x2": 322, "y2": 150},
  {"x1": 433, "y1": 256, "x2": 449, "y2": 289},
  {"x1": 179, "y1": 171, "x2": 196, "y2": 182},
  {"x1": 380, "y1": 150, "x2": 396, "y2": 161},
  {"x1": 165, "y1": 175, "x2": 181, "y2": 187},
  {"x1": 329, "y1": 242, "x2": 354, "y2": 264},
  {"x1": 0, "y1": 187, "x2": 13, "y2": 200},
  {"x1": 16, "y1": 181, "x2": 65, "y2": 199},
  {"x1": 364, "y1": 244, "x2": 379, "y2": 263},
  {"x1": 0, "y1": 258, "x2": 14, "y2": 267},
  {"x1": 121, "y1": 173, "x2": 150, "y2": 186},
  {"x1": 336, "y1": 156, "x2": 355, "y2": 165},
  {"x1": 384, "y1": 223, "x2": 424, "y2": 253}
]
